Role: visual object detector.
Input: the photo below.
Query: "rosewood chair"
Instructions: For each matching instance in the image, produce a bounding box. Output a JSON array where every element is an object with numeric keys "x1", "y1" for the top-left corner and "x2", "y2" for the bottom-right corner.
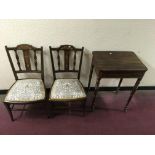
[
  {"x1": 4, "y1": 44, "x2": 46, "y2": 121},
  {"x1": 48, "y1": 45, "x2": 86, "y2": 117}
]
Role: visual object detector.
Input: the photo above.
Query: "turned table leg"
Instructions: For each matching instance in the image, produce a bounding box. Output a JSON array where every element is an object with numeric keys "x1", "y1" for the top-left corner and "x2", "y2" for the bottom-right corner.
[
  {"x1": 124, "y1": 77, "x2": 142, "y2": 112},
  {"x1": 87, "y1": 64, "x2": 94, "y2": 93},
  {"x1": 91, "y1": 76, "x2": 101, "y2": 111}
]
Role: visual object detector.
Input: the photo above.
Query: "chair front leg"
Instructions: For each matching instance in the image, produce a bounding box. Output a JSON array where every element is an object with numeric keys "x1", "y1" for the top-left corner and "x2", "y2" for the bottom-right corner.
[{"x1": 4, "y1": 103, "x2": 14, "y2": 121}]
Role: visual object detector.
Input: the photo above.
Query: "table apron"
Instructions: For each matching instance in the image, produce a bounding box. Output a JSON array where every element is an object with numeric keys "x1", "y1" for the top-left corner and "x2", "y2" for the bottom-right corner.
[{"x1": 99, "y1": 71, "x2": 145, "y2": 78}]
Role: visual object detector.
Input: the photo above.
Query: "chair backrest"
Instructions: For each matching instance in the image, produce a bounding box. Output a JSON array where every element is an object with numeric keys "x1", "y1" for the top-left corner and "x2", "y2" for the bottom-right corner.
[
  {"x1": 5, "y1": 44, "x2": 44, "y2": 81},
  {"x1": 49, "y1": 45, "x2": 84, "y2": 80}
]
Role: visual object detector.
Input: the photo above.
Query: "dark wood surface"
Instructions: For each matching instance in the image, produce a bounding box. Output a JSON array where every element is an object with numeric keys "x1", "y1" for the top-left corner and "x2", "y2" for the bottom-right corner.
[
  {"x1": 88, "y1": 51, "x2": 148, "y2": 112},
  {"x1": 92, "y1": 51, "x2": 147, "y2": 73}
]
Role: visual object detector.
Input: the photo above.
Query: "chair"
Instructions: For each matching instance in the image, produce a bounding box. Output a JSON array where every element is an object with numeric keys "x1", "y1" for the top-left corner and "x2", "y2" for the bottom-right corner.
[
  {"x1": 48, "y1": 45, "x2": 86, "y2": 117},
  {"x1": 4, "y1": 44, "x2": 45, "y2": 121}
]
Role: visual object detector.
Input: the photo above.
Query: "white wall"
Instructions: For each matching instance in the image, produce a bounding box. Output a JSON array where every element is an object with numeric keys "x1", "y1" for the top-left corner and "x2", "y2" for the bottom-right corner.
[{"x1": 0, "y1": 19, "x2": 155, "y2": 89}]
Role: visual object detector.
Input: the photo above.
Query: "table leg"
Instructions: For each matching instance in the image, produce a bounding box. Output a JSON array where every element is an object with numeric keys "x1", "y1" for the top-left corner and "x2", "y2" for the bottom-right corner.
[
  {"x1": 91, "y1": 76, "x2": 101, "y2": 111},
  {"x1": 124, "y1": 77, "x2": 142, "y2": 112},
  {"x1": 87, "y1": 64, "x2": 94, "y2": 93},
  {"x1": 116, "y1": 78, "x2": 123, "y2": 93}
]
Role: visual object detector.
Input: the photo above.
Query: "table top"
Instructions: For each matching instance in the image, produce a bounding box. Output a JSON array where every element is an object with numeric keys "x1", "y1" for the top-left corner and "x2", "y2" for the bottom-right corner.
[{"x1": 92, "y1": 51, "x2": 147, "y2": 73}]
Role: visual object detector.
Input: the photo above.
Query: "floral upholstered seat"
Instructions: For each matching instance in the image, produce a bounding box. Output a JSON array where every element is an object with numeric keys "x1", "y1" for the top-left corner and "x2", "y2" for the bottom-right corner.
[
  {"x1": 49, "y1": 79, "x2": 86, "y2": 101},
  {"x1": 4, "y1": 79, "x2": 45, "y2": 103}
]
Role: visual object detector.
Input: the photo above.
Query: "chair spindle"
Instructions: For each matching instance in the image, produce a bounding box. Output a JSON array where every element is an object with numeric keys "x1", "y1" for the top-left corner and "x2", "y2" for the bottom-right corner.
[
  {"x1": 57, "y1": 50, "x2": 61, "y2": 70},
  {"x1": 34, "y1": 50, "x2": 38, "y2": 70},
  {"x1": 14, "y1": 49, "x2": 21, "y2": 71},
  {"x1": 73, "y1": 51, "x2": 77, "y2": 70}
]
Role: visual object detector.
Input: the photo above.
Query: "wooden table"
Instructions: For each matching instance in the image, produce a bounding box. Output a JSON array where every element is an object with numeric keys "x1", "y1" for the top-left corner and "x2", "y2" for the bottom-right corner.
[{"x1": 88, "y1": 51, "x2": 148, "y2": 112}]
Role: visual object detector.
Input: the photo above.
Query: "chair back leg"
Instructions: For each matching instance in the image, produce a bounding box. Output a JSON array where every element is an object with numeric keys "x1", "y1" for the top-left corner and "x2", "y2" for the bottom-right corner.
[{"x1": 4, "y1": 103, "x2": 14, "y2": 121}]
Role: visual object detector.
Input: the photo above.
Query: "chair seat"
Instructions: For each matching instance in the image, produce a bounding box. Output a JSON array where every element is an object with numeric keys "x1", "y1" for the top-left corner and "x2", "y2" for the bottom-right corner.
[
  {"x1": 4, "y1": 79, "x2": 45, "y2": 103},
  {"x1": 49, "y1": 79, "x2": 86, "y2": 101}
]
